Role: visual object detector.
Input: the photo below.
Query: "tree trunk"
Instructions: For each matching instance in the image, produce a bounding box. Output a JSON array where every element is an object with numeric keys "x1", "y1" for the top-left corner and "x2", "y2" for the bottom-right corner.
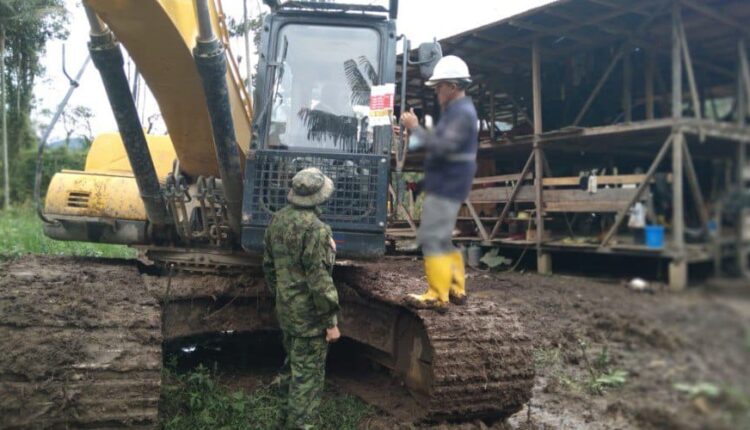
[{"x1": 1, "y1": 26, "x2": 9, "y2": 210}]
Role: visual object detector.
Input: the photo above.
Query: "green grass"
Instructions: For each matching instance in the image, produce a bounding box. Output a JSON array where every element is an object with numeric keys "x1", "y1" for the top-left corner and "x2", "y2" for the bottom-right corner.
[
  {"x1": 0, "y1": 205, "x2": 136, "y2": 259},
  {"x1": 161, "y1": 364, "x2": 374, "y2": 430}
]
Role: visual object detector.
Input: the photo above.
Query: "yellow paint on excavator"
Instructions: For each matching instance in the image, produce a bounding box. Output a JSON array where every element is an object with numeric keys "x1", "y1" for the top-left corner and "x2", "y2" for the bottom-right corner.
[
  {"x1": 44, "y1": 133, "x2": 178, "y2": 221},
  {"x1": 85, "y1": 0, "x2": 252, "y2": 178},
  {"x1": 45, "y1": 171, "x2": 148, "y2": 221},
  {"x1": 84, "y1": 132, "x2": 177, "y2": 180}
]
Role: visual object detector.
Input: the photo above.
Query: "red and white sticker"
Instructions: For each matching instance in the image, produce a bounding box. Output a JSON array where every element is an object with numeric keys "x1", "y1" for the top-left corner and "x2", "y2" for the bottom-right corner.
[{"x1": 368, "y1": 83, "x2": 395, "y2": 128}]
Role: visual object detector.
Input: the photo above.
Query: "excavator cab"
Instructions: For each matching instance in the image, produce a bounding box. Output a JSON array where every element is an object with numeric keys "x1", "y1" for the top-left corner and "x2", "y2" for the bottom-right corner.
[{"x1": 242, "y1": 1, "x2": 397, "y2": 258}]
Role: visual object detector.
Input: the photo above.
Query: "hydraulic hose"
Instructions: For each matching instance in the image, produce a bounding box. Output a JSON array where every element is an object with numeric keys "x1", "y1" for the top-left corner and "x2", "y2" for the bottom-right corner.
[
  {"x1": 193, "y1": 0, "x2": 244, "y2": 238},
  {"x1": 86, "y1": 7, "x2": 170, "y2": 225}
]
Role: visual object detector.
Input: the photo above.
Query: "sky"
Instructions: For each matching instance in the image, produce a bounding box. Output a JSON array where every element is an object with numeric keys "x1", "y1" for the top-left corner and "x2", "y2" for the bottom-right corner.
[{"x1": 33, "y1": 0, "x2": 553, "y2": 142}]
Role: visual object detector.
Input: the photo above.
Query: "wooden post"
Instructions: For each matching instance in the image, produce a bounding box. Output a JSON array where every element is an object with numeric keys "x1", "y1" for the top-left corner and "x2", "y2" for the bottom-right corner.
[
  {"x1": 573, "y1": 46, "x2": 625, "y2": 126},
  {"x1": 623, "y1": 45, "x2": 632, "y2": 123},
  {"x1": 489, "y1": 87, "x2": 496, "y2": 142},
  {"x1": 670, "y1": 2, "x2": 687, "y2": 290},
  {"x1": 737, "y1": 42, "x2": 749, "y2": 276},
  {"x1": 740, "y1": 40, "x2": 750, "y2": 115},
  {"x1": 645, "y1": 50, "x2": 655, "y2": 120},
  {"x1": 532, "y1": 40, "x2": 551, "y2": 274}
]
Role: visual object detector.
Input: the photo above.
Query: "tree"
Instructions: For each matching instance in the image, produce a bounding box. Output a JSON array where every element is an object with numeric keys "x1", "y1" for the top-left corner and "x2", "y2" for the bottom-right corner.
[
  {"x1": 61, "y1": 104, "x2": 93, "y2": 148},
  {"x1": 226, "y1": 2, "x2": 265, "y2": 89},
  {"x1": 0, "y1": 0, "x2": 67, "y2": 208}
]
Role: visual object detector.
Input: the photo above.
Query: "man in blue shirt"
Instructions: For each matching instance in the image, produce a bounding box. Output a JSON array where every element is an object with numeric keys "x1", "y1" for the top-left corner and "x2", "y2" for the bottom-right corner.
[{"x1": 400, "y1": 55, "x2": 478, "y2": 311}]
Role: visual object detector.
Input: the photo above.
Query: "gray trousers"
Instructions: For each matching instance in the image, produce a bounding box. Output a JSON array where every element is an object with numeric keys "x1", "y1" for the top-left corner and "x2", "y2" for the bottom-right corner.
[{"x1": 417, "y1": 193, "x2": 462, "y2": 256}]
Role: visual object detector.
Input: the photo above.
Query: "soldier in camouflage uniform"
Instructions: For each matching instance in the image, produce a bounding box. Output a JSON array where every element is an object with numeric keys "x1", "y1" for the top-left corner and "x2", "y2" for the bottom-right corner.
[{"x1": 263, "y1": 167, "x2": 341, "y2": 430}]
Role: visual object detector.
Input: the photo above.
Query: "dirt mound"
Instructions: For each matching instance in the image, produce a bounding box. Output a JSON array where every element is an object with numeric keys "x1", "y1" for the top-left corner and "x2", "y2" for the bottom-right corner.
[{"x1": 0, "y1": 256, "x2": 162, "y2": 429}]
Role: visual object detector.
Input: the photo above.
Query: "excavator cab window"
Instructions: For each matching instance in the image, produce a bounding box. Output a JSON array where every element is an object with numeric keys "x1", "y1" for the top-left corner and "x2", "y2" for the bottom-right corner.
[
  {"x1": 244, "y1": 11, "x2": 396, "y2": 258},
  {"x1": 266, "y1": 24, "x2": 380, "y2": 154}
]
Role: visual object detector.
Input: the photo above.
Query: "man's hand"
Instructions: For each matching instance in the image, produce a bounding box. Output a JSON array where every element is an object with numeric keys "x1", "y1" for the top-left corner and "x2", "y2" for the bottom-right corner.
[
  {"x1": 392, "y1": 124, "x2": 406, "y2": 141},
  {"x1": 400, "y1": 108, "x2": 419, "y2": 130},
  {"x1": 326, "y1": 325, "x2": 341, "y2": 343}
]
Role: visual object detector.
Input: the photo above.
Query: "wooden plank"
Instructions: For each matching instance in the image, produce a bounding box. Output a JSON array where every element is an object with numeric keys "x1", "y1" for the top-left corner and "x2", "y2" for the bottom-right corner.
[
  {"x1": 473, "y1": 173, "x2": 526, "y2": 185},
  {"x1": 542, "y1": 174, "x2": 651, "y2": 186},
  {"x1": 476, "y1": 174, "x2": 658, "y2": 189},
  {"x1": 470, "y1": 186, "x2": 643, "y2": 207},
  {"x1": 546, "y1": 201, "x2": 633, "y2": 213}
]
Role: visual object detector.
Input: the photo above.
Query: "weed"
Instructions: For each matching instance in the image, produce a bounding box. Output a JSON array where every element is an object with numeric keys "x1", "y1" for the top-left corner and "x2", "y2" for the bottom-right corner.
[
  {"x1": 0, "y1": 205, "x2": 135, "y2": 259},
  {"x1": 533, "y1": 347, "x2": 583, "y2": 393},
  {"x1": 591, "y1": 370, "x2": 628, "y2": 392},
  {"x1": 673, "y1": 382, "x2": 721, "y2": 399},
  {"x1": 161, "y1": 364, "x2": 374, "y2": 429},
  {"x1": 533, "y1": 347, "x2": 562, "y2": 370},
  {"x1": 578, "y1": 339, "x2": 628, "y2": 394}
]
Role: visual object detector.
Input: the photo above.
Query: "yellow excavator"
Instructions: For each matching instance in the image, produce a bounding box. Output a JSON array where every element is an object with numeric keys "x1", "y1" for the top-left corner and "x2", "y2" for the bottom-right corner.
[{"x1": 32, "y1": 0, "x2": 533, "y2": 426}]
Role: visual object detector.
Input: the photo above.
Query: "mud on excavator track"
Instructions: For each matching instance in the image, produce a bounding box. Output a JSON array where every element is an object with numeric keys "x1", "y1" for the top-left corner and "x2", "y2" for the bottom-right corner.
[{"x1": 0, "y1": 255, "x2": 533, "y2": 427}]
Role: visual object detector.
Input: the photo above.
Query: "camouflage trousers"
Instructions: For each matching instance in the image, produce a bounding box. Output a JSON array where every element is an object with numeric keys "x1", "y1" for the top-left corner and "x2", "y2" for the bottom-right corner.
[{"x1": 277, "y1": 333, "x2": 328, "y2": 430}]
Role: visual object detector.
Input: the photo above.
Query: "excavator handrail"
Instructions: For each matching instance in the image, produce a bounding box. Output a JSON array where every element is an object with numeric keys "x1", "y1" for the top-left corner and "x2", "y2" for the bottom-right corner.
[{"x1": 214, "y1": 0, "x2": 253, "y2": 126}]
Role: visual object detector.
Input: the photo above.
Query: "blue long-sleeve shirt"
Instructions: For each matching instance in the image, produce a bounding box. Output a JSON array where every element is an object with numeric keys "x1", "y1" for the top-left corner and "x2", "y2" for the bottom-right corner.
[{"x1": 411, "y1": 96, "x2": 478, "y2": 201}]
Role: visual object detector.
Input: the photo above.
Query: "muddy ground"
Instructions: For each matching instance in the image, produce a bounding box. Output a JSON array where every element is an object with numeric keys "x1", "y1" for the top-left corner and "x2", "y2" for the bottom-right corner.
[
  {"x1": 1, "y1": 255, "x2": 749, "y2": 429},
  {"x1": 165, "y1": 257, "x2": 750, "y2": 429}
]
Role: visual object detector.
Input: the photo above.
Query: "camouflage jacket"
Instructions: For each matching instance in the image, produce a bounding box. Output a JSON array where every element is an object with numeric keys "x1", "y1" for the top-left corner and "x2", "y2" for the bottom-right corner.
[{"x1": 263, "y1": 204, "x2": 339, "y2": 337}]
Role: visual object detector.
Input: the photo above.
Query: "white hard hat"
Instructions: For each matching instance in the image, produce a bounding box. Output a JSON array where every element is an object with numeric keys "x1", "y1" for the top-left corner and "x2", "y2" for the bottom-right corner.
[{"x1": 425, "y1": 55, "x2": 471, "y2": 87}]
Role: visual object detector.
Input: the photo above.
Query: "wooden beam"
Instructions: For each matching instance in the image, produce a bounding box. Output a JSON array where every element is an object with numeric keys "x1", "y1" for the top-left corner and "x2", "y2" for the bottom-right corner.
[
  {"x1": 600, "y1": 134, "x2": 674, "y2": 247},
  {"x1": 677, "y1": 10, "x2": 702, "y2": 124},
  {"x1": 508, "y1": 19, "x2": 595, "y2": 45},
  {"x1": 573, "y1": 46, "x2": 625, "y2": 126},
  {"x1": 588, "y1": 0, "x2": 652, "y2": 17},
  {"x1": 680, "y1": 0, "x2": 750, "y2": 40},
  {"x1": 489, "y1": 152, "x2": 535, "y2": 238},
  {"x1": 464, "y1": 199, "x2": 490, "y2": 241},
  {"x1": 623, "y1": 45, "x2": 633, "y2": 123},
  {"x1": 645, "y1": 50, "x2": 655, "y2": 119},
  {"x1": 465, "y1": 0, "x2": 663, "y2": 59},
  {"x1": 681, "y1": 139, "x2": 710, "y2": 236}
]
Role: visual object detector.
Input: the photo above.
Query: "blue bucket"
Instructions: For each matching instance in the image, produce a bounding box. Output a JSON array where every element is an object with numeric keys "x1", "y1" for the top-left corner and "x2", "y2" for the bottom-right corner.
[{"x1": 644, "y1": 225, "x2": 665, "y2": 248}]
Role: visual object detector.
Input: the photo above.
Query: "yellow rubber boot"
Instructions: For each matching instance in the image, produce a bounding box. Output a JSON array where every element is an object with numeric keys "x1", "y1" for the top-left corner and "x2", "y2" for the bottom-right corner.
[
  {"x1": 405, "y1": 254, "x2": 453, "y2": 312},
  {"x1": 449, "y1": 251, "x2": 467, "y2": 305}
]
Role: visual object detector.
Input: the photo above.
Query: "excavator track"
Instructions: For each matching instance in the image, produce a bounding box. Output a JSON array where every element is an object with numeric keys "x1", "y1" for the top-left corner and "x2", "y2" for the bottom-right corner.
[
  {"x1": 335, "y1": 261, "x2": 535, "y2": 422},
  {"x1": 0, "y1": 256, "x2": 162, "y2": 429}
]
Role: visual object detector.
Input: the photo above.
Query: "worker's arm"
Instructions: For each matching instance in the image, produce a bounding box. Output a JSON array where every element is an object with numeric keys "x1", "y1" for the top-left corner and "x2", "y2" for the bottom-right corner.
[
  {"x1": 404, "y1": 108, "x2": 474, "y2": 157},
  {"x1": 302, "y1": 225, "x2": 340, "y2": 328},
  {"x1": 262, "y1": 230, "x2": 277, "y2": 296}
]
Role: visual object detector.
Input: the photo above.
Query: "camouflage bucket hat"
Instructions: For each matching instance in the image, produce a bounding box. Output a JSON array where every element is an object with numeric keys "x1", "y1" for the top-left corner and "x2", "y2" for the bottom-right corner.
[{"x1": 287, "y1": 167, "x2": 334, "y2": 208}]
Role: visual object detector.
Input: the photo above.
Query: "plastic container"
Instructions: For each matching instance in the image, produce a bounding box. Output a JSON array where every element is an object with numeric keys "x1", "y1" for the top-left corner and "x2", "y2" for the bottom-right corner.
[
  {"x1": 644, "y1": 225, "x2": 665, "y2": 248},
  {"x1": 467, "y1": 244, "x2": 482, "y2": 268}
]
